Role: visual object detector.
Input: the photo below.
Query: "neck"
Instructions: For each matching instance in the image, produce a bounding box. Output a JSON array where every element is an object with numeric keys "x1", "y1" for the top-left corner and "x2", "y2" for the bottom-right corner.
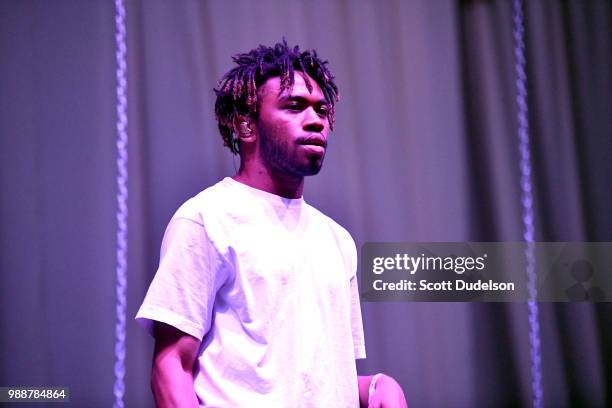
[{"x1": 233, "y1": 160, "x2": 304, "y2": 199}]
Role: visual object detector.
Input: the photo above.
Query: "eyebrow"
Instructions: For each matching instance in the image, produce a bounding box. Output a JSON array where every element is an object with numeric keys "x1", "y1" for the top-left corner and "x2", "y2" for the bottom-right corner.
[{"x1": 279, "y1": 95, "x2": 329, "y2": 105}]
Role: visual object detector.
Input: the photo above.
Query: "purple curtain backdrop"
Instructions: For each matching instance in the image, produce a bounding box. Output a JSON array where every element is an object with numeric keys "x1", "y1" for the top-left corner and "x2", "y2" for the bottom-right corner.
[{"x1": 1, "y1": 0, "x2": 610, "y2": 407}]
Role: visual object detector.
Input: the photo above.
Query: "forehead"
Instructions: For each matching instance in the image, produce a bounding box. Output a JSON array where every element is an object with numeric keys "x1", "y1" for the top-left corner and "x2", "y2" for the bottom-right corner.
[{"x1": 258, "y1": 72, "x2": 325, "y2": 102}]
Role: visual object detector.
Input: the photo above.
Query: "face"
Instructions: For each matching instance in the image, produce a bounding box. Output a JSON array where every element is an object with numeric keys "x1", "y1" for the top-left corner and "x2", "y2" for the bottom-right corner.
[{"x1": 254, "y1": 73, "x2": 330, "y2": 178}]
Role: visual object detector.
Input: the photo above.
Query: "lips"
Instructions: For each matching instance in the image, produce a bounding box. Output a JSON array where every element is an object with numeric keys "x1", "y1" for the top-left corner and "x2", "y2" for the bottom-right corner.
[{"x1": 299, "y1": 136, "x2": 327, "y2": 149}]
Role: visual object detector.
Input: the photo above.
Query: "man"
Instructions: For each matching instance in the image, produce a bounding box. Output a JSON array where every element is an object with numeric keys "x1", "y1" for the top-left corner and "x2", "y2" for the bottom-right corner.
[{"x1": 136, "y1": 40, "x2": 407, "y2": 408}]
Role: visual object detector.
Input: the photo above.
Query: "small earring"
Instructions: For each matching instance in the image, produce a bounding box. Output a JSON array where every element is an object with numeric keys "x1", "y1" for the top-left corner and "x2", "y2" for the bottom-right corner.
[
  {"x1": 230, "y1": 132, "x2": 240, "y2": 154},
  {"x1": 239, "y1": 122, "x2": 252, "y2": 135}
]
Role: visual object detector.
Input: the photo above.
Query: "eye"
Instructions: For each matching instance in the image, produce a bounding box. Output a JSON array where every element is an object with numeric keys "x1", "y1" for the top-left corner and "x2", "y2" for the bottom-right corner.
[
  {"x1": 285, "y1": 103, "x2": 303, "y2": 112},
  {"x1": 317, "y1": 105, "x2": 330, "y2": 115}
]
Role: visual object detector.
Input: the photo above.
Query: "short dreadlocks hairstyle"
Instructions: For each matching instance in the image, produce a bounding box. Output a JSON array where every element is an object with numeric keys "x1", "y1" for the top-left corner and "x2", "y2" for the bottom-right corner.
[{"x1": 214, "y1": 40, "x2": 340, "y2": 154}]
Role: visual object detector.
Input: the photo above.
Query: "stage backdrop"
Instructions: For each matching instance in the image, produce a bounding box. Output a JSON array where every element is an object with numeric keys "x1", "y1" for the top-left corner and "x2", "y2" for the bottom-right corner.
[{"x1": 1, "y1": 0, "x2": 610, "y2": 406}]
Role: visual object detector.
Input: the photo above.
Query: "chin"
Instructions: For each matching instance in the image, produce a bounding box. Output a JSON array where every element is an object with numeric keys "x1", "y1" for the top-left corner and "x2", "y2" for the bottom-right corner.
[
  {"x1": 290, "y1": 166, "x2": 321, "y2": 177},
  {"x1": 299, "y1": 160, "x2": 324, "y2": 176},
  {"x1": 274, "y1": 157, "x2": 324, "y2": 178},
  {"x1": 303, "y1": 168, "x2": 322, "y2": 177}
]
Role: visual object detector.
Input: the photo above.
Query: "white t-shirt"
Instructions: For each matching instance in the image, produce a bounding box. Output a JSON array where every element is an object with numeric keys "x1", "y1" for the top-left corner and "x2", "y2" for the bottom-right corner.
[{"x1": 136, "y1": 177, "x2": 366, "y2": 407}]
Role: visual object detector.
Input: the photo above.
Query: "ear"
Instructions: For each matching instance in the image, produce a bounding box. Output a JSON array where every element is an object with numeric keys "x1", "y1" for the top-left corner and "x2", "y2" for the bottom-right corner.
[{"x1": 232, "y1": 115, "x2": 256, "y2": 144}]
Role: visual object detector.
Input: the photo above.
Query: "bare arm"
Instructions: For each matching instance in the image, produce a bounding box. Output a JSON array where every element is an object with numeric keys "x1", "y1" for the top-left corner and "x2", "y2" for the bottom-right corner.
[{"x1": 152, "y1": 322, "x2": 201, "y2": 408}]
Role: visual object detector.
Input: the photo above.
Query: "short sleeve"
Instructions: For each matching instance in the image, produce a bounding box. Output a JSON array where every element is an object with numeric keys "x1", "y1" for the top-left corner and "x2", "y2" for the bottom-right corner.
[
  {"x1": 344, "y1": 234, "x2": 366, "y2": 359},
  {"x1": 350, "y1": 272, "x2": 367, "y2": 359},
  {"x1": 135, "y1": 217, "x2": 231, "y2": 340}
]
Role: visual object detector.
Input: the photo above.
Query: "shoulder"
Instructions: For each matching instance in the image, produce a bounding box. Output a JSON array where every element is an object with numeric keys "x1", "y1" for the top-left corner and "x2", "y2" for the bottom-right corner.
[
  {"x1": 163, "y1": 178, "x2": 249, "y2": 258},
  {"x1": 172, "y1": 178, "x2": 236, "y2": 225},
  {"x1": 305, "y1": 203, "x2": 357, "y2": 268},
  {"x1": 306, "y1": 204, "x2": 354, "y2": 242}
]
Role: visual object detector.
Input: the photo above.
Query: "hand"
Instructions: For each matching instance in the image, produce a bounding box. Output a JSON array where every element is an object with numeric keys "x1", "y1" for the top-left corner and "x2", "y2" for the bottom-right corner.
[{"x1": 368, "y1": 374, "x2": 408, "y2": 408}]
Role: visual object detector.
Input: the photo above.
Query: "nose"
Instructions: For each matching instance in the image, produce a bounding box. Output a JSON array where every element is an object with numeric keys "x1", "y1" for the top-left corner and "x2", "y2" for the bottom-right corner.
[{"x1": 303, "y1": 107, "x2": 325, "y2": 133}]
